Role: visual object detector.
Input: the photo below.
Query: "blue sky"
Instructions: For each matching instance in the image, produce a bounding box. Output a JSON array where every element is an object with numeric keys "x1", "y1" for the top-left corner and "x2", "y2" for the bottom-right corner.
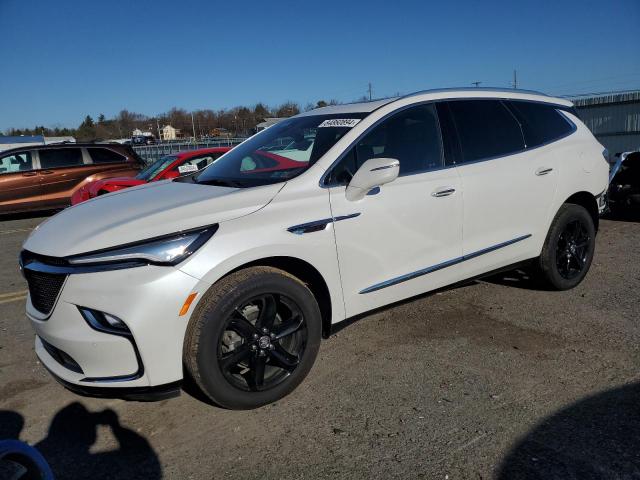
[{"x1": 0, "y1": 0, "x2": 638, "y2": 131}]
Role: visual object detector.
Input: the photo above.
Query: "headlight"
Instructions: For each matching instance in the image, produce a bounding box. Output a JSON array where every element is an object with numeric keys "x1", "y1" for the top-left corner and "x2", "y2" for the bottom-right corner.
[{"x1": 67, "y1": 225, "x2": 217, "y2": 266}]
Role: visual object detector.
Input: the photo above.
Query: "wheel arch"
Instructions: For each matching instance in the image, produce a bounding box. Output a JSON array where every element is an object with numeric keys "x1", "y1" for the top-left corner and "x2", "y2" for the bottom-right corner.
[
  {"x1": 225, "y1": 256, "x2": 333, "y2": 338},
  {"x1": 564, "y1": 191, "x2": 599, "y2": 231}
]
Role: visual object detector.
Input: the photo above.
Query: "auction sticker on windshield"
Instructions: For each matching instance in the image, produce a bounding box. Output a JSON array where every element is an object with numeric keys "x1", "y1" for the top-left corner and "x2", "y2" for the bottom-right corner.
[{"x1": 318, "y1": 119, "x2": 361, "y2": 128}]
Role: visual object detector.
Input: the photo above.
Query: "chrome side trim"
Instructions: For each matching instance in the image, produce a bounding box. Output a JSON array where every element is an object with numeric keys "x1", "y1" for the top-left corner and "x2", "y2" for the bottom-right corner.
[
  {"x1": 287, "y1": 213, "x2": 360, "y2": 235},
  {"x1": 359, "y1": 234, "x2": 532, "y2": 294}
]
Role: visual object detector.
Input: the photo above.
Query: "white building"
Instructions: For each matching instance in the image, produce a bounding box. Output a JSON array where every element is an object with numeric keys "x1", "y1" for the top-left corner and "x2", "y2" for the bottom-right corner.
[{"x1": 160, "y1": 125, "x2": 181, "y2": 141}]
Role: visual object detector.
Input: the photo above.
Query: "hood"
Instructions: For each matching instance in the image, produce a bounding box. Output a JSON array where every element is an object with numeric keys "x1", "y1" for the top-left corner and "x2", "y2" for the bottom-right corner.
[
  {"x1": 24, "y1": 180, "x2": 284, "y2": 257},
  {"x1": 89, "y1": 177, "x2": 145, "y2": 195}
]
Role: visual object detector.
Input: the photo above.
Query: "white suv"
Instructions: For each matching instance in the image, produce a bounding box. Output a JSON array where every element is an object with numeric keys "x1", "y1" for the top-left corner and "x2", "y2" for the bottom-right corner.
[{"x1": 21, "y1": 88, "x2": 609, "y2": 409}]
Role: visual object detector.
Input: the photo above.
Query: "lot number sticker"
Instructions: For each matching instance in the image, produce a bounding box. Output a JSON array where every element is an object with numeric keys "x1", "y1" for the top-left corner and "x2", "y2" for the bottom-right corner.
[
  {"x1": 178, "y1": 164, "x2": 199, "y2": 174},
  {"x1": 318, "y1": 119, "x2": 361, "y2": 128}
]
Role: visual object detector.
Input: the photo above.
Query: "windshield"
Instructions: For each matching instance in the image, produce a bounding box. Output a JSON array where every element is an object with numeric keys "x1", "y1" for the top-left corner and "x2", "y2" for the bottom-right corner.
[
  {"x1": 195, "y1": 113, "x2": 368, "y2": 187},
  {"x1": 136, "y1": 155, "x2": 178, "y2": 181}
]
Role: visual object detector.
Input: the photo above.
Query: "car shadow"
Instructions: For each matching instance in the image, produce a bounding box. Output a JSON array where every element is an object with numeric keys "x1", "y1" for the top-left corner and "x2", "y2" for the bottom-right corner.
[
  {"x1": 602, "y1": 209, "x2": 640, "y2": 223},
  {"x1": 0, "y1": 210, "x2": 59, "y2": 222},
  {"x1": 481, "y1": 267, "x2": 553, "y2": 291},
  {"x1": 497, "y1": 381, "x2": 640, "y2": 479},
  {"x1": 0, "y1": 402, "x2": 161, "y2": 479}
]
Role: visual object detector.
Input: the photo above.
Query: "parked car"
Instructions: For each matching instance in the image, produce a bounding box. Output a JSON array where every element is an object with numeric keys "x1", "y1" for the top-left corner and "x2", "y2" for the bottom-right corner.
[
  {"x1": 20, "y1": 88, "x2": 608, "y2": 409},
  {"x1": 70, "y1": 147, "x2": 307, "y2": 205},
  {"x1": 0, "y1": 143, "x2": 143, "y2": 215},
  {"x1": 607, "y1": 151, "x2": 639, "y2": 213},
  {"x1": 132, "y1": 135, "x2": 155, "y2": 145},
  {"x1": 71, "y1": 147, "x2": 232, "y2": 205}
]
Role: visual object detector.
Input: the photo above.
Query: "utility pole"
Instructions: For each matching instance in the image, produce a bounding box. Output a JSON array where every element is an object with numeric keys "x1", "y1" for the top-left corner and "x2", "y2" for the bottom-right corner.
[
  {"x1": 512, "y1": 70, "x2": 518, "y2": 89},
  {"x1": 191, "y1": 112, "x2": 197, "y2": 141},
  {"x1": 471, "y1": 81, "x2": 482, "y2": 88},
  {"x1": 368, "y1": 82, "x2": 373, "y2": 101}
]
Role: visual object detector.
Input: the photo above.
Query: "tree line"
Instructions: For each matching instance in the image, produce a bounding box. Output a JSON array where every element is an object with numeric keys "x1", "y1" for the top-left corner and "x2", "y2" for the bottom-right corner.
[{"x1": 2, "y1": 100, "x2": 340, "y2": 141}]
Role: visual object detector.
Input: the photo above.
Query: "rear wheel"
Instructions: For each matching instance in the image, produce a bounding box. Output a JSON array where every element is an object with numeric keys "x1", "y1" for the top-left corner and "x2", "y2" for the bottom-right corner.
[
  {"x1": 184, "y1": 266, "x2": 321, "y2": 409},
  {"x1": 537, "y1": 204, "x2": 596, "y2": 290}
]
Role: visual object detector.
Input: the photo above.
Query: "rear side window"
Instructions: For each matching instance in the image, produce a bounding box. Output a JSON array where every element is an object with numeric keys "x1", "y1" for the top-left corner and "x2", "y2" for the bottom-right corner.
[
  {"x1": 0, "y1": 151, "x2": 33, "y2": 174},
  {"x1": 88, "y1": 148, "x2": 126, "y2": 164},
  {"x1": 446, "y1": 100, "x2": 525, "y2": 163},
  {"x1": 39, "y1": 148, "x2": 84, "y2": 169},
  {"x1": 506, "y1": 101, "x2": 574, "y2": 148}
]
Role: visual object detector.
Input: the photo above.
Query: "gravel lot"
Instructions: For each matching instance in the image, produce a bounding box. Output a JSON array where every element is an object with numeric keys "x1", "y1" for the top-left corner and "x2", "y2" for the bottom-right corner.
[{"x1": 1, "y1": 212, "x2": 638, "y2": 479}]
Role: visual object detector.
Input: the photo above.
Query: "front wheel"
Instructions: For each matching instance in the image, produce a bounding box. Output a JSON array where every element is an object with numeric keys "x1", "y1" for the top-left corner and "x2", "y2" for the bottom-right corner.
[
  {"x1": 537, "y1": 203, "x2": 596, "y2": 290},
  {"x1": 184, "y1": 266, "x2": 322, "y2": 409}
]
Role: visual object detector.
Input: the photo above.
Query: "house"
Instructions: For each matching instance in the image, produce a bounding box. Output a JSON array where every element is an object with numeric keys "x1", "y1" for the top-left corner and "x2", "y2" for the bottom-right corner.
[
  {"x1": 160, "y1": 125, "x2": 182, "y2": 141},
  {"x1": 256, "y1": 118, "x2": 285, "y2": 132}
]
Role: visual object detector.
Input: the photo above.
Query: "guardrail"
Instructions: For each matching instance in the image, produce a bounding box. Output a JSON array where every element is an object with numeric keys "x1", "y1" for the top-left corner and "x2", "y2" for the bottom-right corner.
[{"x1": 133, "y1": 138, "x2": 247, "y2": 163}]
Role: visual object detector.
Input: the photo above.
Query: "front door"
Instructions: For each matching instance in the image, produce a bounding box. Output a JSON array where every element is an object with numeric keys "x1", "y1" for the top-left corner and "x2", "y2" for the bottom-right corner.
[
  {"x1": 326, "y1": 103, "x2": 464, "y2": 317},
  {"x1": 37, "y1": 148, "x2": 88, "y2": 208}
]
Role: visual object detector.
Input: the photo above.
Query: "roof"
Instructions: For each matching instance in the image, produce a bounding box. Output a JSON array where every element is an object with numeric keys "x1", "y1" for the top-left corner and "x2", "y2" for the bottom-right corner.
[
  {"x1": 0, "y1": 135, "x2": 44, "y2": 144},
  {"x1": 174, "y1": 147, "x2": 232, "y2": 158},
  {"x1": 298, "y1": 87, "x2": 571, "y2": 117},
  {"x1": 0, "y1": 142, "x2": 133, "y2": 155},
  {"x1": 257, "y1": 118, "x2": 285, "y2": 128},
  {"x1": 570, "y1": 90, "x2": 640, "y2": 107}
]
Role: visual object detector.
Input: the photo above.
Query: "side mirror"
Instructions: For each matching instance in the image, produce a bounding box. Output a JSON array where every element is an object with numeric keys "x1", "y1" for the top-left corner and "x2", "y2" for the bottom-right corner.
[{"x1": 345, "y1": 157, "x2": 399, "y2": 201}]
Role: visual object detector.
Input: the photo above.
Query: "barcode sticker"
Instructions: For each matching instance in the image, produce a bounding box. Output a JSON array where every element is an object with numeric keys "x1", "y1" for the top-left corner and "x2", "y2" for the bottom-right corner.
[{"x1": 318, "y1": 119, "x2": 361, "y2": 128}]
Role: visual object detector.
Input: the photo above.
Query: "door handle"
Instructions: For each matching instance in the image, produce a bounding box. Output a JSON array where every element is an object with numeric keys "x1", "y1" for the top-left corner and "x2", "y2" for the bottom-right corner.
[
  {"x1": 535, "y1": 167, "x2": 553, "y2": 176},
  {"x1": 22, "y1": 172, "x2": 37, "y2": 177},
  {"x1": 431, "y1": 187, "x2": 456, "y2": 197},
  {"x1": 40, "y1": 170, "x2": 55, "y2": 175}
]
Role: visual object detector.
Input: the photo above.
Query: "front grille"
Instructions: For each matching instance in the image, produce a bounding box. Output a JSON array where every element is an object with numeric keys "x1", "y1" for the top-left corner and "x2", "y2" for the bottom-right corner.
[
  {"x1": 40, "y1": 337, "x2": 83, "y2": 373},
  {"x1": 24, "y1": 269, "x2": 66, "y2": 315}
]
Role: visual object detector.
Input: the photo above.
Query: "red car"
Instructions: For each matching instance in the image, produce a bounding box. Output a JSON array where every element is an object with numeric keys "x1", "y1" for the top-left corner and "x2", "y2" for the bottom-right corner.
[
  {"x1": 71, "y1": 146, "x2": 309, "y2": 205},
  {"x1": 71, "y1": 147, "x2": 232, "y2": 205}
]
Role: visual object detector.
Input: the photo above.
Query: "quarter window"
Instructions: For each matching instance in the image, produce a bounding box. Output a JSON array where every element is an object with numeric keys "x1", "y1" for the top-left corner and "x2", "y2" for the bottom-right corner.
[
  {"x1": 88, "y1": 148, "x2": 126, "y2": 164},
  {"x1": 446, "y1": 100, "x2": 525, "y2": 163},
  {"x1": 506, "y1": 101, "x2": 574, "y2": 147},
  {"x1": 0, "y1": 151, "x2": 33, "y2": 174},
  {"x1": 328, "y1": 104, "x2": 443, "y2": 184},
  {"x1": 39, "y1": 148, "x2": 84, "y2": 169}
]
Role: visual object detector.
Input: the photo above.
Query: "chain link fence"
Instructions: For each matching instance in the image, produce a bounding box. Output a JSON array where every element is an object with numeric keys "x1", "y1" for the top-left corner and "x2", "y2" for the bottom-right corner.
[{"x1": 133, "y1": 138, "x2": 247, "y2": 163}]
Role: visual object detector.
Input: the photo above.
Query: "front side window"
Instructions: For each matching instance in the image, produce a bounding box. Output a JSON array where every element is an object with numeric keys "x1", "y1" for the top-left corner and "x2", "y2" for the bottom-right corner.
[
  {"x1": 88, "y1": 147, "x2": 126, "y2": 164},
  {"x1": 506, "y1": 101, "x2": 574, "y2": 148},
  {"x1": 195, "y1": 113, "x2": 368, "y2": 188},
  {"x1": 446, "y1": 100, "x2": 525, "y2": 163},
  {"x1": 327, "y1": 104, "x2": 443, "y2": 184},
  {"x1": 39, "y1": 148, "x2": 84, "y2": 169},
  {"x1": 0, "y1": 151, "x2": 33, "y2": 174}
]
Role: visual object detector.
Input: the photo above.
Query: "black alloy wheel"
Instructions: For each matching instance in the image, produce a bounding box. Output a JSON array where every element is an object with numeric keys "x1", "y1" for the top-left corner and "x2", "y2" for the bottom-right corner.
[
  {"x1": 537, "y1": 203, "x2": 596, "y2": 290},
  {"x1": 184, "y1": 266, "x2": 322, "y2": 409},
  {"x1": 218, "y1": 293, "x2": 307, "y2": 392},
  {"x1": 555, "y1": 219, "x2": 591, "y2": 280}
]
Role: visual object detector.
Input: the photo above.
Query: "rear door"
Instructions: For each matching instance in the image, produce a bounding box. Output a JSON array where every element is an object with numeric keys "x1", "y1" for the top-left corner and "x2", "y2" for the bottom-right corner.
[
  {"x1": 0, "y1": 150, "x2": 41, "y2": 214},
  {"x1": 37, "y1": 147, "x2": 88, "y2": 208},
  {"x1": 438, "y1": 99, "x2": 559, "y2": 274}
]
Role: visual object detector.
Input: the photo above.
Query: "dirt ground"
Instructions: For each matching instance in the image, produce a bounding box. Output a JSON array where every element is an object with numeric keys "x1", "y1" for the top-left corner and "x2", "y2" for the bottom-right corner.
[{"x1": 1, "y1": 212, "x2": 638, "y2": 479}]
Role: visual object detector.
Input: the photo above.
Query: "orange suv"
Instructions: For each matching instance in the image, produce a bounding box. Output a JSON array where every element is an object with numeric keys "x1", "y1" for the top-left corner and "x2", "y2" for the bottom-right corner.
[{"x1": 0, "y1": 143, "x2": 144, "y2": 215}]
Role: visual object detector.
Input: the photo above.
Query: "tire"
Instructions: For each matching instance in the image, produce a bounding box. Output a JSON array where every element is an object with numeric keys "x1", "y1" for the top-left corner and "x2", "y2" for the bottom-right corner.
[
  {"x1": 184, "y1": 266, "x2": 322, "y2": 409},
  {"x1": 537, "y1": 203, "x2": 596, "y2": 290}
]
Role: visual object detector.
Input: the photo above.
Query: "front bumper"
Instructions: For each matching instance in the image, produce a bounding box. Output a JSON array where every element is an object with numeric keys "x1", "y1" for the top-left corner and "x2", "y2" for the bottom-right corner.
[{"x1": 26, "y1": 263, "x2": 209, "y2": 391}]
